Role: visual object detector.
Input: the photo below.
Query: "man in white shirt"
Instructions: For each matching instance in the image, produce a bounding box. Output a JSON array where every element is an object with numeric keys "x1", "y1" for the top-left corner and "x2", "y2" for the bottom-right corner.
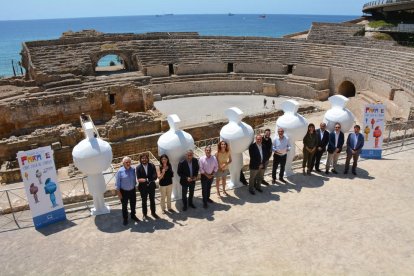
[
  {"x1": 272, "y1": 128, "x2": 291, "y2": 183},
  {"x1": 326, "y1": 123, "x2": 345, "y2": 174}
]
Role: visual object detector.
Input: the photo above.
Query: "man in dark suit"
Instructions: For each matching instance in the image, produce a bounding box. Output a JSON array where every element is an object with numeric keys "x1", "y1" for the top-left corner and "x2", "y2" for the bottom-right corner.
[
  {"x1": 312, "y1": 122, "x2": 329, "y2": 172},
  {"x1": 136, "y1": 152, "x2": 159, "y2": 219},
  {"x1": 326, "y1": 122, "x2": 345, "y2": 174},
  {"x1": 177, "y1": 150, "x2": 199, "y2": 211},
  {"x1": 261, "y1": 129, "x2": 273, "y2": 186},
  {"x1": 344, "y1": 125, "x2": 365, "y2": 175},
  {"x1": 248, "y1": 134, "x2": 265, "y2": 195}
]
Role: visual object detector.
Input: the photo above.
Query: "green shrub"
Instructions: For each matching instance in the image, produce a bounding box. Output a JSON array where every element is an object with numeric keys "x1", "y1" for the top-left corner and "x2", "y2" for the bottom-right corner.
[
  {"x1": 373, "y1": 33, "x2": 394, "y2": 41},
  {"x1": 368, "y1": 20, "x2": 396, "y2": 29}
]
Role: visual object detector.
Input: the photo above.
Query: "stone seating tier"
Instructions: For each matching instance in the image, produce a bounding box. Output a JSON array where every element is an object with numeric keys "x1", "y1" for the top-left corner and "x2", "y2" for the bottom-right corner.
[{"x1": 21, "y1": 36, "x2": 414, "y2": 95}]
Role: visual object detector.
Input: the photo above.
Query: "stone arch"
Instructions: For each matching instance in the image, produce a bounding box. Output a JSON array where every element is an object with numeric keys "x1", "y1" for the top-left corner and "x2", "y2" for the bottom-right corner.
[
  {"x1": 91, "y1": 51, "x2": 133, "y2": 74},
  {"x1": 338, "y1": 80, "x2": 356, "y2": 98}
]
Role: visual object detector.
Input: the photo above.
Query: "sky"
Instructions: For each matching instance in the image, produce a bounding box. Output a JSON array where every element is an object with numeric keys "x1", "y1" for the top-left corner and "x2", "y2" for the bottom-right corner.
[{"x1": 0, "y1": 0, "x2": 368, "y2": 21}]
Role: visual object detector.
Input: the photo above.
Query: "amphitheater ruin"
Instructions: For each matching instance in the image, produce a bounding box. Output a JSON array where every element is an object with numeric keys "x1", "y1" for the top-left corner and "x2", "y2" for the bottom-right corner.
[{"x1": 0, "y1": 17, "x2": 414, "y2": 189}]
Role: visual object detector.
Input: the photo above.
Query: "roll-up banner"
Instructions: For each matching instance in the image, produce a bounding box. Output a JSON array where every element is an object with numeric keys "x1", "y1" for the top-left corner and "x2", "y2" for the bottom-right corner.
[
  {"x1": 17, "y1": 146, "x2": 66, "y2": 229},
  {"x1": 361, "y1": 104, "x2": 386, "y2": 159}
]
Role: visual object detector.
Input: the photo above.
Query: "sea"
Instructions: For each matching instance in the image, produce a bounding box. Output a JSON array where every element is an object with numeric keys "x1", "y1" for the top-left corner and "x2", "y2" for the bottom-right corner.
[{"x1": 0, "y1": 14, "x2": 357, "y2": 77}]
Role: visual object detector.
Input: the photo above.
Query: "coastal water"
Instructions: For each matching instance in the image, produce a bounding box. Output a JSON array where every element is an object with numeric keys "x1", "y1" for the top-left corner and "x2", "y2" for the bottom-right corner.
[{"x1": 0, "y1": 14, "x2": 357, "y2": 77}]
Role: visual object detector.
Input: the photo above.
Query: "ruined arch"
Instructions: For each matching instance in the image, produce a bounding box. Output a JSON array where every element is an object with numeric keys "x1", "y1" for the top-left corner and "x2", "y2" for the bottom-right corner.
[
  {"x1": 91, "y1": 51, "x2": 132, "y2": 74},
  {"x1": 338, "y1": 80, "x2": 356, "y2": 98}
]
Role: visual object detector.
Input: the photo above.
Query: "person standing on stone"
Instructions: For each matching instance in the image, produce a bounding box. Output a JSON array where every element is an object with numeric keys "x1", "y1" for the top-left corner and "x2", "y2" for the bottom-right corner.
[
  {"x1": 248, "y1": 134, "x2": 266, "y2": 195},
  {"x1": 136, "y1": 153, "x2": 159, "y2": 219},
  {"x1": 261, "y1": 129, "x2": 273, "y2": 185},
  {"x1": 302, "y1": 123, "x2": 318, "y2": 175},
  {"x1": 215, "y1": 141, "x2": 232, "y2": 197},
  {"x1": 344, "y1": 125, "x2": 364, "y2": 175},
  {"x1": 312, "y1": 122, "x2": 329, "y2": 172},
  {"x1": 115, "y1": 156, "x2": 140, "y2": 226},
  {"x1": 263, "y1": 98, "x2": 267, "y2": 108},
  {"x1": 199, "y1": 146, "x2": 218, "y2": 208},
  {"x1": 272, "y1": 128, "x2": 291, "y2": 184},
  {"x1": 177, "y1": 150, "x2": 199, "y2": 211},
  {"x1": 326, "y1": 123, "x2": 345, "y2": 174},
  {"x1": 156, "y1": 154, "x2": 174, "y2": 213}
]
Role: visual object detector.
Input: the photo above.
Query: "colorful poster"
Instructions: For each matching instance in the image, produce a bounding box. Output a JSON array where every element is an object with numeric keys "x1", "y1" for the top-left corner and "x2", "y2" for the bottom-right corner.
[
  {"x1": 17, "y1": 146, "x2": 66, "y2": 229},
  {"x1": 361, "y1": 104, "x2": 386, "y2": 159}
]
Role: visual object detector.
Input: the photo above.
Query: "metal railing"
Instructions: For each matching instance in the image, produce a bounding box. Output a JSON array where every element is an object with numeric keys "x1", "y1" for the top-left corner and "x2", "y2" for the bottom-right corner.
[
  {"x1": 367, "y1": 23, "x2": 414, "y2": 33},
  {"x1": 363, "y1": 0, "x2": 414, "y2": 9},
  {"x1": 1, "y1": 120, "x2": 414, "y2": 231}
]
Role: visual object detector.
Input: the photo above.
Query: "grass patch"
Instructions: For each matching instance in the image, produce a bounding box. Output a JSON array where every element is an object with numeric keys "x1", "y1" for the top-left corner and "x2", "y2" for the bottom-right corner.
[
  {"x1": 368, "y1": 20, "x2": 396, "y2": 28},
  {"x1": 373, "y1": 33, "x2": 394, "y2": 41}
]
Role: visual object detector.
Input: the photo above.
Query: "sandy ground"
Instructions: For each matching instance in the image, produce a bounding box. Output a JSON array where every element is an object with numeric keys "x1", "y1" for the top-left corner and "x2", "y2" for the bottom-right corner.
[{"x1": 154, "y1": 95, "x2": 323, "y2": 127}]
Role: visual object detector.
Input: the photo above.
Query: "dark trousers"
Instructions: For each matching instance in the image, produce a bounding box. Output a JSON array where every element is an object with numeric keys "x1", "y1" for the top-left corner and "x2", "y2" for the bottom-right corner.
[
  {"x1": 272, "y1": 154, "x2": 287, "y2": 179},
  {"x1": 201, "y1": 175, "x2": 214, "y2": 203},
  {"x1": 240, "y1": 170, "x2": 247, "y2": 183},
  {"x1": 312, "y1": 149, "x2": 325, "y2": 170},
  {"x1": 120, "y1": 188, "x2": 136, "y2": 220},
  {"x1": 181, "y1": 181, "x2": 195, "y2": 208},
  {"x1": 302, "y1": 149, "x2": 315, "y2": 172},
  {"x1": 139, "y1": 182, "x2": 156, "y2": 216},
  {"x1": 345, "y1": 152, "x2": 360, "y2": 173}
]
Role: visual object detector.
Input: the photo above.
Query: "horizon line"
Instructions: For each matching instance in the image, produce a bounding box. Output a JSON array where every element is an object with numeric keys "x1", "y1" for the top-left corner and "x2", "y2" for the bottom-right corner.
[{"x1": 0, "y1": 13, "x2": 362, "y2": 22}]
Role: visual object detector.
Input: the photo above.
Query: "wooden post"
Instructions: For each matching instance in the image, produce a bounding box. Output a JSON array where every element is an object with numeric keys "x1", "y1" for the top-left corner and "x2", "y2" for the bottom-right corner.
[{"x1": 11, "y1": 59, "x2": 16, "y2": 76}]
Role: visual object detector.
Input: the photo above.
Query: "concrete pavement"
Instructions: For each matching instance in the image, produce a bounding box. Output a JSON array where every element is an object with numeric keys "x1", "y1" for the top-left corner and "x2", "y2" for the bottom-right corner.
[{"x1": 1, "y1": 141, "x2": 414, "y2": 275}]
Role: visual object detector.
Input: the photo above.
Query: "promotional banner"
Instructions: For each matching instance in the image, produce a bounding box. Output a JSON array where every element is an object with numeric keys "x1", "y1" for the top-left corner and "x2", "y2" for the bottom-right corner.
[
  {"x1": 361, "y1": 104, "x2": 386, "y2": 159},
  {"x1": 17, "y1": 146, "x2": 66, "y2": 229}
]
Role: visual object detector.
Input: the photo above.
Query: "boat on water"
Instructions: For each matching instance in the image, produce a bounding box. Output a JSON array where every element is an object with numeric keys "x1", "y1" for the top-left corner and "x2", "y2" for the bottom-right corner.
[
  {"x1": 259, "y1": 14, "x2": 266, "y2": 19},
  {"x1": 228, "y1": 13, "x2": 235, "y2": 16}
]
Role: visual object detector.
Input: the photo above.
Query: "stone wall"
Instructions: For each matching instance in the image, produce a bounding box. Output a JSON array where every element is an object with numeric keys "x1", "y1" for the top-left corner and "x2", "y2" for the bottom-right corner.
[
  {"x1": 393, "y1": 90, "x2": 413, "y2": 119},
  {"x1": 100, "y1": 110, "x2": 163, "y2": 142},
  {"x1": 149, "y1": 80, "x2": 263, "y2": 97},
  {"x1": 293, "y1": 64, "x2": 330, "y2": 80},
  {"x1": 174, "y1": 62, "x2": 227, "y2": 75},
  {"x1": 329, "y1": 67, "x2": 369, "y2": 94},
  {"x1": 0, "y1": 124, "x2": 82, "y2": 162},
  {"x1": 145, "y1": 65, "x2": 170, "y2": 77},
  {"x1": 234, "y1": 62, "x2": 287, "y2": 74},
  {"x1": 0, "y1": 84, "x2": 153, "y2": 139},
  {"x1": 274, "y1": 80, "x2": 328, "y2": 100}
]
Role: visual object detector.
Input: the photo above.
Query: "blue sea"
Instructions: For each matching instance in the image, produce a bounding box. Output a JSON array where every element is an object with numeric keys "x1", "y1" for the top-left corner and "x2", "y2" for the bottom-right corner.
[{"x1": 0, "y1": 14, "x2": 357, "y2": 77}]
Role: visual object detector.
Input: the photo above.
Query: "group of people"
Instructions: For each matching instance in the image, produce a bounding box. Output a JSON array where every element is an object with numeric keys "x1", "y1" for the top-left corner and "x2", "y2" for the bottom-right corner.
[
  {"x1": 115, "y1": 142, "x2": 233, "y2": 225},
  {"x1": 115, "y1": 122, "x2": 364, "y2": 226},
  {"x1": 242, "y1": 122, "x2": 364, "y2": 195}
]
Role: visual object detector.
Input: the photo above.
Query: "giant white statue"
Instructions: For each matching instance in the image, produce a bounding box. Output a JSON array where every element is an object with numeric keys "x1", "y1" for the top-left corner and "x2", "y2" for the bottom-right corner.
[
  {"x1": 72, "y1": 120, "x2": 113, "y2": 215},
  {"x1": 323, "y1": 95, "x2": 355, "y2": 132},
  {"x1": 220, "y1": 107, "x2": 254, "y2": 188},
  {"x1": 276, "y1": 100, "x2": 308, "y2": 176},
  {"x1": 158, "y1": 114, "x2": 194, "y2": 200}
]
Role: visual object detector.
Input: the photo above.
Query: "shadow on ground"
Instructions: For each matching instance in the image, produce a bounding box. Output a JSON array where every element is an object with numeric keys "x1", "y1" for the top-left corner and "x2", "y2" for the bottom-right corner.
[{"x1": 36, "y1": 219, "x2": 77, "y2": 236}]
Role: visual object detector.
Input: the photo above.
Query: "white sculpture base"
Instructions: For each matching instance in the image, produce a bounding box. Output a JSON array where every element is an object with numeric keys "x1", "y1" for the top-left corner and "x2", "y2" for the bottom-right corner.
[
  {"x1": 227, "y1": 153, "x2": 244, "y2": 190},
  {"x1": 91, "y1": 205, "x2": 110, "y2": 216},
  {"x1": 227, "y1": 179, "x2": 243, "y2": 189},
  {"x1": 171, "y1": 189, "x2": 182, "y2": 200}
]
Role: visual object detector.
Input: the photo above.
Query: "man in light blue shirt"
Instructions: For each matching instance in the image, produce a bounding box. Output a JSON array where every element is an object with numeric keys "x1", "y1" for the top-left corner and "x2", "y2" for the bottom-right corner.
[
  {"x1": 115, "y1": 156, "x2": 140, "y2": 225},
  {"x1": 272, "y1": 128, "x2": 291, "y2": 183}
]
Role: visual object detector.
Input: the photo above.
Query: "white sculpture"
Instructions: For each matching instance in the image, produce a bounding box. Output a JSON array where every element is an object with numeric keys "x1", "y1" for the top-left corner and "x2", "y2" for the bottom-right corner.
[
  {"x1": 276, "y1": 100, "x2": 308, "y2": 176},
  {"x1": 158, "y1": 114, "x2": 194, "y2": 200},
  {"x1": 323, "y1": 95, "x2": 355, "y2": 132},
  {"x1": 72, "y1": 121, "x2": 112, "y2": 215},
  {"x1": 220, "y1": 107, "x2": 254, "y2": 189}
]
